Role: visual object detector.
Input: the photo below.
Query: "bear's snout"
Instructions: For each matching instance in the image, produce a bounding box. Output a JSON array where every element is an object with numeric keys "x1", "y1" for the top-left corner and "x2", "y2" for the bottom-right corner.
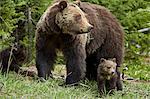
[
  {"x1": 111, "y1": 71, "x2": 115, "y2": 75},
  {"x1": 111, "y1": 69, "x2": 116, "y2": 75},
  {"x1": 87, "y1": 25, "x2": 93, "y2": 32},
  {"x1": 80, "y1": 24, "x2": 93, "y2": 33}
]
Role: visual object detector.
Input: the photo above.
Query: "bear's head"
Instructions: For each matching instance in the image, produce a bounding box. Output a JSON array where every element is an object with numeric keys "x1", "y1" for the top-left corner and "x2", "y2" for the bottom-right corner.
[
  {"x1": 55, "y1": 0, "x2": 93, "y2": 34},
  {"x1": 12, "y1": 43, "x2": 26, "y2": 64},
  {"x1": 98, "y1": 58, "x2": 117, "y2": 80}
]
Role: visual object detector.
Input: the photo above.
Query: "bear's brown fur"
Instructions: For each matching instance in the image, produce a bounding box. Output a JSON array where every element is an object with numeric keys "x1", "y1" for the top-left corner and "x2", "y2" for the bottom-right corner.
[
  {"x1": 35, "y1": 0, "x2": 93, "y2": 84},
  {"x1": 77, "y1": 1, "x2": 124, "y2": 90},
  {"x1": 97, "y1": 58, "x2": 118, "y2": 95},
  {"x1": 35, "y1": 0, "x2": 124, "y2": 87},
  {"x1": 0, "y1": 43, "x2": 26, "y2": 74},
  {"x1": 0, "y1": 43, "x2": 36, "y2": 77}
]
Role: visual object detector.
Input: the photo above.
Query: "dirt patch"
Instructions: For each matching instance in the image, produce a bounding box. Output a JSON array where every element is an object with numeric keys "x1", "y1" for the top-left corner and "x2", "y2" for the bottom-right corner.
[
  {"x1": 144, "y1": 56, "x2": 150, "y2": 65},
  {"x1": 21, "y1": 64, "x2": 66, "y2": 79},
  {"x1": 21, "y1": 65, "x2": 37, "y2": 74}
]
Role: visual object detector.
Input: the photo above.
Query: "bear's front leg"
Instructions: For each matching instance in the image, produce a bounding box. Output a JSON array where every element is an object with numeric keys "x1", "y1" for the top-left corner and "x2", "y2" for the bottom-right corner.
[
  {"x1": 36, "y1": 34, "x2": 58, "y2": 81},
  {"x1": 107, "y1": 76, "x2": 117, "y2": 94},
  {"x1": 63, "y1": 43, "x2": 86, "y2": 85},
  {"x1": 97, "y1": 77, "x2": 105, "y2": 96},
  {"x1": 36, "y1": 49, "x2": 56, "y2": 80},
  {"x1": 116, "y1": 67, "x2": 123, "y2": 90},
  {"x1": 10, "y1": 64, "x2": 21, "y2": 73}
]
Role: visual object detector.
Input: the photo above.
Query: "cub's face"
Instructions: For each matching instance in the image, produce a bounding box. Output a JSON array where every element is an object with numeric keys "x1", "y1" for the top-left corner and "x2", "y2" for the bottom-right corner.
[
  {"x1": 99, "y1": 58, "x2": 117, "y2": 76},
  {"x1": 12, "y1": 43, "x2": 26, "y2": 64},
  {"x1": 55, "y1": 1, "x2": 93, "y2": 35}
]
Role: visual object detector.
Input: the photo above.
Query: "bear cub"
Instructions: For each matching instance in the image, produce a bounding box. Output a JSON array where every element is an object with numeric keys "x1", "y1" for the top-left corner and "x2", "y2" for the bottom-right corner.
[
  {"x1": 0, "y1": 43, "x2": 26, "y2": 74},
  {"x1": 97, "y1": 58, "x2": 118, "y2": 95},
  {"x1": 0, "y1": 43, "x2": 36, "y2": 77}
]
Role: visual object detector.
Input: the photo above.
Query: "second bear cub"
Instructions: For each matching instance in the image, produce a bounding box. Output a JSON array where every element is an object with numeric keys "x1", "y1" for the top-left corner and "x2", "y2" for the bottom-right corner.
[{"x1": 97, "y1": 58, "x2": 118, "y2": 95}]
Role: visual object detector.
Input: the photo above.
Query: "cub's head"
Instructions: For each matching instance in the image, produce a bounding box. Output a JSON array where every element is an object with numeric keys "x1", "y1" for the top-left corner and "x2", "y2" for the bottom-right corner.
[
  {"x1": 98, "y1": 58, "x2": 117, "y2": 79},
  {"x1": 55, "y1": 0, "x2": 93, "y2": 34},
  {"x1": 12, "y1": 43, "x2": 26, "y2": 64}
]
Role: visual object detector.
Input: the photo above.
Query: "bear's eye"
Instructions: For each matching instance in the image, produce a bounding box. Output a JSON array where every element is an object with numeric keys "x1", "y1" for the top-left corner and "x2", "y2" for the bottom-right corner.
[
  {"x1": 74, "y1": 14, "x2": 81, "y2": 21},
  {"x1": 107, "y1": 67, "x2": 111, "y2": 69}
]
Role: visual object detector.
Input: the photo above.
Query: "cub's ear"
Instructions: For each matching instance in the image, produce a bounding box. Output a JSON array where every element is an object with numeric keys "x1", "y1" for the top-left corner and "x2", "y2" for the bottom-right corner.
[
  {"x1": 59, "y1": 0, "x2": 68, "y2": 11},
  {"x1": 74, "y1": 0, "x2": 81, "y2": 6},
  {"x1": 100, "y1": 58, "x2": 106, "y2": 63},
  {"x1": 12, "y1": 43, "x2": 18, "y2": 51},
  {"x1": 111, "y1": 58, "x2": 116, "y2": 62}
]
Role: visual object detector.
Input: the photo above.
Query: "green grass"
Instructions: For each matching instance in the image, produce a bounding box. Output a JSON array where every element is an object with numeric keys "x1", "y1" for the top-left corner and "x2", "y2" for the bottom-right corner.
[
  {"x1": 0, "y1": 58, "x2": 149, "y2": 99},
  {"x1": 0, "y1": 70, "x2": 150, "y2": 98},
  {"x1": 123, "y1": 59, "x2": 150, "y2": 80}
]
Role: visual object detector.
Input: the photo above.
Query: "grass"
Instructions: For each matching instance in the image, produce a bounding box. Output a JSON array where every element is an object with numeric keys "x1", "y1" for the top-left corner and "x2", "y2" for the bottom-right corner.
[
  {"x1": 123, "y1": 58, "x2": 150, "y2": 80},
  {"x1": 0, "y1": 64, "x2": 150, "y2": 99}
]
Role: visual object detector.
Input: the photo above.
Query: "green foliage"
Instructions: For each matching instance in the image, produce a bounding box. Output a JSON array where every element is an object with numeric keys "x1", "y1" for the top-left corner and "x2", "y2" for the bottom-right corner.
[
  {"x1": 0, "y1": 0, "x2": 18, "y2": 48},
  {"x1": 13, "y1": 0, "x2": 52, "y2": 21},
  {"x1": 125, "y1": 32, "x2": 150, "y2": 59},
  {"x1": 0, "y1": 0, "x2": 52, "y2": 59},
  {"x1": 0, "y1": 0, "x2": 17, "y2": 33}
]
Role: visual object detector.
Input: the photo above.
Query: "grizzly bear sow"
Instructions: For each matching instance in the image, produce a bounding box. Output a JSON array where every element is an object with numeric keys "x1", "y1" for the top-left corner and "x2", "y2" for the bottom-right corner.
[
  {"x1": 78, "y1": 1, "x2": 124, "y2": 90},
  {"x1": 36, "y1": 0, "x2": 93, "y2": 84},
  {"x1": 36, "y1": 0, "x2": 124, "y2": 87},
  {"x1": 97, "y1": 58, "x2": 118, "y2": 95}
]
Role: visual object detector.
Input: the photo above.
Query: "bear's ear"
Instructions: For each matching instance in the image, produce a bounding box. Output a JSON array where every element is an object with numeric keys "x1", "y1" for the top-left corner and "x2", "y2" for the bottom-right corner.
[
  {"x1": 12, "y1": 42, "x2": 18, "y2": 51},
  {"x1": 111, "y1": 58, "x2": 116, "y2": 62},
  {"x1": 100, "y1": 58, "x2": 106, "y2": 63},
  {"x1": 74, "y1": 0, "x2": 81, "y2": 6},
  {"x1": 58, "y1": 1, "x2": 68, "y2": 11}
]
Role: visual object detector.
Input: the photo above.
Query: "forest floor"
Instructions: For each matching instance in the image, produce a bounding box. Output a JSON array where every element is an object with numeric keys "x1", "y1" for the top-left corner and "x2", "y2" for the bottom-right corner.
[{"x1": 0, "y1": 64, "x2": 150, "y2": 99}]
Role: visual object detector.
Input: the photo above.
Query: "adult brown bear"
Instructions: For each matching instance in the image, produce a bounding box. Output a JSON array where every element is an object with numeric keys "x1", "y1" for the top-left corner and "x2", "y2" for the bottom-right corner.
[
  {"x1": 36, "y1": 0, "x2": 124, "y2": 89},
  {"x1": 36, "y1": 0, "x2": 93, "y2": 84},
  {"x1": 78, "y1": 1, "x2": 124, "y2": 90}
]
